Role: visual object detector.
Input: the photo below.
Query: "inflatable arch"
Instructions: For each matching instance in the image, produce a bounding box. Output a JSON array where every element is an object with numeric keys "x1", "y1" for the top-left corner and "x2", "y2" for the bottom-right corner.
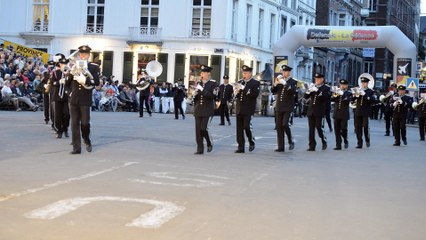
[{"x1": 272, "y1": 25, "x2": 416, "y2": 85}]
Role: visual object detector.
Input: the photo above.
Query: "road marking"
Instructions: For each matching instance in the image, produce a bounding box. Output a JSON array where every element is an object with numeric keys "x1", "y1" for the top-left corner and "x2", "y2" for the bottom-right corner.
[
  {"x1": 25, "y1": 196, "x2": 185, "y2": 229},
  {"x1": 0, "y1": 162, "x2": 139, "y2": 202},
  {"x1": 129, "y1": 172, "x2": 229, "y2": 188}
]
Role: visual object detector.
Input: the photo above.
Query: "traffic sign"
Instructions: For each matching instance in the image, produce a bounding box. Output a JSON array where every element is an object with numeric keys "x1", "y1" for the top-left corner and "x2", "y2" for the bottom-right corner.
[{"x1": 406, "y1": 77, "x2": 419, "y2": 91}]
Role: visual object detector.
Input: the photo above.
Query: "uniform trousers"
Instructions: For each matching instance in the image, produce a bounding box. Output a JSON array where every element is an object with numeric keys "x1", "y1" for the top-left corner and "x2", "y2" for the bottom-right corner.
[
  {"x1": 54, "y1": 100, "x2": 70, "y2": 134},
  {"x1": 333, "y1": 118, "x2": 348, "y2": 148},
  {"x1": 308, "y1": 116, "x2": 326, "y2": 149},
  {"x1": 174, "y1": 100, "x2": 184, "y2": 119},
  {"x1": 384, "y1": 111, "x2": 393, "y2": 135},
  {"x1": 139, "y1": 94, "x2": 151, "y2": 117},
  {"x1": 276, "y1": 111, "x2": 293, "y2": 150},
  {"x1": 195, "y1": 116, "x2": 212, "y2": 152},
  {"x1": 393, "y1": 117, "x2": 407, "y2": 144},
  {"x1": 70, "y1": 104, "x2": 91, "y2": 151},
  {"x1": 236, "y1": 114, "x2": 254, "y2": 150},
  {"x1": 419, "y1": 116, "x2": 426, "y2": 140},
  {"x1": 219, "y1": 101, "x2": 230, "y2": 124},
  {"x1": 43, "y1": 93, "x2": 50, "y2": 122},
  {"x1": 354, "y1": 115, "x2": 370, "y2": 146}
]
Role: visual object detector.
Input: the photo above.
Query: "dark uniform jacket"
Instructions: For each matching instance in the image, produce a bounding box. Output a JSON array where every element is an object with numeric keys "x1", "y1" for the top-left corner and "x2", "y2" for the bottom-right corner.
[
  {"x1": 417, "y1": 100, "x2": 426, "y2": 118},
  {"x1": 193, "y1": 80, "x2": 217, "y2": 117},
  {"x1": 331, "y1": 90, "x2": 352, "y2": 120},
  {"x1": 383, "y1": 92, "x2": 396, "y2": 113},
  {"x1": 67, "y1": 62, "x2": 100, "y2": 107},
  {"x1": 392, "y1": 95, "x2": 413, "y2": 119},
  {"x1": 353, "y1": 88, "x2": 375, "y2": 117},
  {"x1": 271, "y1": 77, "x2": 297, "y2": 112},
  {"x1": 173, "y1": 85, "x2": 186, "y2": 102},
  {"x1": 218, "y1": 84, "x2": 233, "y2": 103},
  {"x1": 303, "y1": 84, "x2": 330, "y2": 117},
  {"x1": 50, "y1": 68, "x2": 68, "y2": 102},
  {"x1": 139, "y1": 79, "x2": 153, "y2": 97},
  {"x1": 235, "y1": 78, "x2": 260, "y2": 116}
]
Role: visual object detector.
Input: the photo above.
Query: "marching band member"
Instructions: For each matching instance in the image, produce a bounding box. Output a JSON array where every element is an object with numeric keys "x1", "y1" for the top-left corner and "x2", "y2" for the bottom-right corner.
[
  {"x1": 50, "y1": 53, "x2": 70, "y2": 139},
  {"x1": 193, "y1": 65, "x2": 216, "y2": 154},
  {"x1": 271, "y1": 65, "x2": 296, "y2": 152},
  {"x1": 66, "y1": 45, "x2": 100, "y2": 154},
  {"x1": 353, "y1": 77, "x2": 375, "y2": 149},
  {"x1": 391, "y1": 85, "x2": 412, "y2": 146},
  {"x1": 382, "y1": 83, "x2": 397, "y2": 136},
  {"x1": 218, "y1": 75, "x2": 233, "y2": 126},
  {"x1": 330, "y1": 79, "x2": 352, "y2": 150},
  {"x1": 413, "y1": 95, "x2": 426, "y2": 141},
  {"x1": 234, "y1": 65, "x2": 260, "y2": 153},
  {"x1": 173, "y1": 78, "x2": 186, "y2": 120},
  {"x1": 138, "y1": 73, "x2": 153, "y2": 118},
  {"x1": 304, "y1": 73, "x2": 330, "y2": 151}
]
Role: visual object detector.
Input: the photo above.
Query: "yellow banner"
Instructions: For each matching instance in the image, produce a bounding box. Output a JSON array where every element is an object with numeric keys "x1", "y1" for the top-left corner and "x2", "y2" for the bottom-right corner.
[{"x1": 3, "y1": 41, "x2": 50, "y2": 63}]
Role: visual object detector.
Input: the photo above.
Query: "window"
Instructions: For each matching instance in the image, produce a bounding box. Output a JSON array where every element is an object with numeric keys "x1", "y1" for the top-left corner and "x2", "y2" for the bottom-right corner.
[
  {"x1": 231, "y1": 0, "x2": 238, "y2": 40},
  {"x1": 280, "y1": 16, "x2": 287, "y2": 36},
  {"x1": 290, "y1": 19, "x2": 296, "y2": 28},
  {"x1": 86, "y1": 0, "x2": 105, "y2": 34},
  {"x1": 282, "y1": 0, "x2": 288, "y2": 7},
  {"x1": 339, "y1": 13, "x2": 346, "y2": 26},
  {"x1": 369, "y1": 0, "x2": 377, "y2": 12},
  {"x1": 191, "y1": 0, "x2": 212, "y2": 38},
  {"x1": 291, "y1": 0, "x2": 296, "y2": 9},
  {"x1": 258, "y1": 9, "x2": 264, "y2": 47},
  {"x1": 245, "y1": 4, "x2": 252, "y2": 44},
  {"x1": 140, "y1": 0, "x2": 159, "y2": 35},
  {"x1": 33, "y1": 0, "x2": 49, "y2": 32},
  {"x1": 270, "y1": 14, "x2": 276, "y2": 48}
]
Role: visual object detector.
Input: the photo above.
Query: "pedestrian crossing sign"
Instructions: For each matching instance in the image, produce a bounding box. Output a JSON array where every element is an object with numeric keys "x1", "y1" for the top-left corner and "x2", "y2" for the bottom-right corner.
[{"x1": 406, "y1": 78, "x2": 419, "y2": 91}]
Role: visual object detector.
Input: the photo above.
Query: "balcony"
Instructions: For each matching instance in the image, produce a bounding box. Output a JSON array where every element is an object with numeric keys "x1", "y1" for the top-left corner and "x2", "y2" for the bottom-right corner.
[
  {"x1": 190, "y1": 29, "x2": 210, "y2": 38},
  {"x1": 32, "y1": 22, "x2": 49, "y2": 32},
  {"x1": 85, "y1": 24, "x2": 104, "y2": 34},
  {"x1": 128, "y1": 27, "x2": 162, "y2": 44}
]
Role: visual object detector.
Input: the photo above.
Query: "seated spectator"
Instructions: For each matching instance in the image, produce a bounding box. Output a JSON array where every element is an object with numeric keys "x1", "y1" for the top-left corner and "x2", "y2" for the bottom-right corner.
[
  {"x1": 11, "y1": 80, "x2": 38, "y2": 111},
  {"x1": 1, "y1": 80, "x2": 21, "y2": 111}
]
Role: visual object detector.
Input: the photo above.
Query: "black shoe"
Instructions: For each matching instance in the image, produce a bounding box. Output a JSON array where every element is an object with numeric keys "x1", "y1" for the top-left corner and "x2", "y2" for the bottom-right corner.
[
  {"x1": 322, "y1": 143, "x2": 327, "y2": 150},
  {"x1": 175, "y1": 118, "x2": 179, "y2": 120},
  {"x1": 45, "y1": 120, "x2": 49, "y2": 124},
  {"x1": 149, "y1": 113, "x2": 152, "y2": 117},
  {"x1": 385, "y1": 133, "x2": 390, "y2": 136},
  {"x1": 403, "y1": 139, "x2": 407, "y2": 145},
  {"x1": 366, "y1": 141, "x2": 370, "y2": 148},
  {"x1": 306, "y1": 148, "x2": 315, "y2": 151},
  {"x1": 289, "y1": 142, "x2": 294, "y2": 150},
  {"x1": 139, "y1": 115, "x2": 143, "y2": 118},
  {"x1": 70, "y1": 150, "x2": 81, "y2": 154},
  {"x1": 235, "y1": 149, "x2": 244, "y2": 153},
  {"x1": 249, "y1": 143, "x2": 255, "y2": 152},
  {"x1": 228, "y1": 121, "x2": 231, "y2": 126},
  {"x1": 86, "y1": 144, "x2": 92, "y2": 152},
  {"x1": 356, "y1": 145, "x2": 362, "y2": 149},
  {"x1": 393, "y1": 143, "x2": 400, "y2": 146},
  {"x1": 182, "y1": 115, "x2": 185, "y2": 120},
  {"x1": 219, "y1": 123, "x2": 225, "y2": 126},
  {"x1": 344, "y1": 142, "x2": 349, "y2": 149},
  {"x1": 207, "y1": 145, "x2": 213, "y2": 152},
  {"x1": 64, "y1": 131, "x2": 69, "y2": 138},
  {"x1": 333, "y1": 147, "x2": 342, "y2": 150},
  {"x1": 420, "y1": 138, "x2": 425, "y2": 141},
  {"x1": 274, "y1": 149, "x2": 284, "y2": 152},
  {"x1": 329, "y1": 128, "x2": 333, "y2": 132},
  {"x1": 56, "y1": 133, "x2": 62, "y2": 139},
  {"x1": 194, "y1": 151, "x2": 203, "y2": 155}
]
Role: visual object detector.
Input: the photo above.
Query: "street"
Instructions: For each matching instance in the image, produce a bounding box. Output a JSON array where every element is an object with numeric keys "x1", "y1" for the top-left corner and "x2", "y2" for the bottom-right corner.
[{"x1": 1, "y1": 111, "x2": 426, "y2": 240}]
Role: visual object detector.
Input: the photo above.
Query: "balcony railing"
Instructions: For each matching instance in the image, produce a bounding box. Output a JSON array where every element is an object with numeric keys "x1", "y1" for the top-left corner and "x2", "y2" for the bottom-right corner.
[
  {"x1": 190, "y1": 29, "x2": 210, "y2": 38},
  {"x1": 128, "y1": 27, "x2": 162, "y2": 42},
  {"x1": 86, "y1": 24, "x2": 104, "y2": 34},
  {"x1": 32, "y1": 22, "x2": 48, "y2": 32}
]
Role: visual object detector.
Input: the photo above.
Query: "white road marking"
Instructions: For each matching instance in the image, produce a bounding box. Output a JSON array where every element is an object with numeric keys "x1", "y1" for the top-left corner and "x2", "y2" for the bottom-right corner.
[
  {"x1": 0, "y1": 162, "x2": 139, "y2": 202},
  {"x1": 129, "y1": 172, "x2": 229, "y2": 188},
  {"x1": 25, "y1": 196, "x2": 185, "y2": 229}
]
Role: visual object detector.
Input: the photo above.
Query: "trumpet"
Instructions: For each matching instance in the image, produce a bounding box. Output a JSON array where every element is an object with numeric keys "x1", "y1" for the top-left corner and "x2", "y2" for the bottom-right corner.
[
  {"x1": 233, "y1": 79, "x2": 246, "y2": 92},
  {"x1": 412, "y1": 98, "x2": 425, "y2": 110},
  {"x1": 349, "y1": 101, "x2": 357, "y2": 109},
  {"x1": 379, "y1": 91, "x2": 394, "y2": 103},
  {"x1": 66, "y1": 50, "x2": 94, "y2": 90},
  {"x1": 188, "y1": 81, "x2": 202, "y2": 105},
  {"x1": 392, "y1": 96, "x2": 403, "y2": 109},
  {"x1": 331, "y1": 86, "x2": 342, "y2": 97}
]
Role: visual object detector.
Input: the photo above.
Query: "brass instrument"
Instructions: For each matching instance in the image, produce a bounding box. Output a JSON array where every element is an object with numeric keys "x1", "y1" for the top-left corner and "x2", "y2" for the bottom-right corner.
[
  {"x1": 188, "y1": 80, "x2": 202, "y2": 105},
  {"x1": 135, "y1": 77, "x2": 151, "y2": 91},
  {"x1": 392, "y1": 96, "x2": 403, "y2": 109},
  {"x1": 331, "y1": 86, "x2": 341, "y2": 97},
  {"x1": 412, "y1": 97, "x2": 425, "y2": 110},
  {"x1": 66, "y1": 51, "x2": 94, "y2": 90},
  {"x1": 233, "y1": 79, "x2": 246, "y2": 92},
  {"x1": 379, "y1": 91, "x2": 394, "y2": 103},
  {"x1": 135, "y1": 60, "x2": 162, "y2": 91}
]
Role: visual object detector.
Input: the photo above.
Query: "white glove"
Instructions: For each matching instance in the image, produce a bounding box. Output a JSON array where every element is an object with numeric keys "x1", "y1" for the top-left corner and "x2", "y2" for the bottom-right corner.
[
  {"x1": 360, "y1": 90, "x2": 365, "y2": 96},
  {"x1": 393, "y1": 101, "x2": 399, "y2": 107},
  {"x1": 279, "y1": 79, "x2": 286, "y2": 85},
  {"x1": 76, "y1": 75, "x2": 86, "y2": 85},
  {"x1": 195, "y1": 84, "x2": 204, "y2": 91},
  {"x1": 310, "y1": 86, "x2": 318, "y2": 92},
  {"x1": 397, "y1": 99, "x2": 403, "y2": 104},
  {"x1": 240, "y1": 84, "x2": 245, "y2": 90},
  {"x1": 389, "y1": 91, "x2": 394, "y2": 95},
  {"x1": 43, "y1": 84, "x2": 47, "y2": 89},
  {"x1": 59, "y1": 78, "x2": 66, "y2": 85},
  {"x1": 338, "y1": 90, "x2": 344, "y2": 96}
]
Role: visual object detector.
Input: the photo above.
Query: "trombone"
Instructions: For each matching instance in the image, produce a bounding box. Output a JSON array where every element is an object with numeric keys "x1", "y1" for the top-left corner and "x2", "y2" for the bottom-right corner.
[{"x1": 412, "y1": 97, "x2": 425, "y2": 110}]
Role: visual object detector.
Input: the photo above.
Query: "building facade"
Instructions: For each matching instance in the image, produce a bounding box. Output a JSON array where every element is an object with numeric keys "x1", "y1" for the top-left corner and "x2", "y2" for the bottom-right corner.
[
  {"x1": 0, "y1": 0, "x2": 316, "y2": 86},
  {"x1": 314, "y1": 0, "x2": 368, "y2": 86},
  {"x1": 365, "y1": 0, "x2": 420, "y2": 89}
]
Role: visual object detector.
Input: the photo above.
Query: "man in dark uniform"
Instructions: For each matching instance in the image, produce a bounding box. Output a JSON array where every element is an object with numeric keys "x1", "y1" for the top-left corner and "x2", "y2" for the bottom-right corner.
[
  {"x1": 138, "y1": 73, "x2": 153, "y2": 118},
  {"x1": 218, "y1": 74, "x2": 233, "y2": 126},
  {"x1": 66, "y1": 45, "x2": 100, "y2": 154},
  {"x1": 193, "y1": 65, "x2": 217, "y2": 154},
  {"x1": 41, "y1": 63, "x2": 54, "y2": 125},
  {"x1": 391, "y1": 85, "x2": 412, "y2": 146},
  {"x1": 50, "y1": 53, "x2": 70, "y2": 139},
  {"x1": 234, "y1": 65, "x2": 260, "y2": 153},
  {"x1": 173, "y1": 78, "x2": 186, "y2": 120},
  {"x1": 353, "y1": 77, "x2": 375, "y2": 149},
  {"x1": 271, "y1": 65, "x2": 296, "y2": 152},
  {"x1": 330, "y1": 79, "x2": 352, "y2": 150},
  {"x1": 414, "y1": 96, "x2": 426, "y2": 141},
  {"x1": 304, "y1": 73, "x2": 330, "y2": 151},
  {"x1": 383, "y1": 83, "x2": 397, "y2": 136}
]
